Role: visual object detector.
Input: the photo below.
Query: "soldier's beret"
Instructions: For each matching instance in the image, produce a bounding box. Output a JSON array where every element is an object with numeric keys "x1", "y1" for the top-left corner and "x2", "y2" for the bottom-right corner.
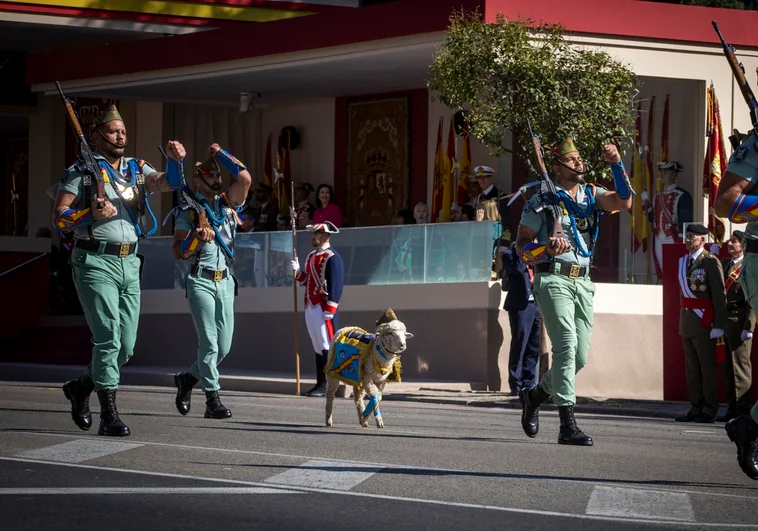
[{"x1": 685, "y1": 223, "x2": 709, "y2": 235}]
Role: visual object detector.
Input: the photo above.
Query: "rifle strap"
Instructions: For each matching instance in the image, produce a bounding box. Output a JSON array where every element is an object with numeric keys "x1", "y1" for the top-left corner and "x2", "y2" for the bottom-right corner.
[{"x1": 82, "y1": 172, "x2": 95, "y2": 240}]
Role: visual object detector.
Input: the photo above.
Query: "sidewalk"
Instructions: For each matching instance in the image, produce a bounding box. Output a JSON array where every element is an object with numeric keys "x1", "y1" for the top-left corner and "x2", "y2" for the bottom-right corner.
[{"x1": 0, "y1": 362, "x2": 689, "y2": 420}]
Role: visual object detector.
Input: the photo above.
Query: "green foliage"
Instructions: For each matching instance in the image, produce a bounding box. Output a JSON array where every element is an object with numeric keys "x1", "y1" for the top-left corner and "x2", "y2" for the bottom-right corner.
[{"x1": 426, "y1": 9, "x2": 639, "y2": 182}]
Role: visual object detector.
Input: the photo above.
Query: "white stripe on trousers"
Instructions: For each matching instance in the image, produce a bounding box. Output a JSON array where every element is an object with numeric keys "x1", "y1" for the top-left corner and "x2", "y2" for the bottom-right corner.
[{"x1": 305, "y1": 304, "x2": 331, "y2": 352}]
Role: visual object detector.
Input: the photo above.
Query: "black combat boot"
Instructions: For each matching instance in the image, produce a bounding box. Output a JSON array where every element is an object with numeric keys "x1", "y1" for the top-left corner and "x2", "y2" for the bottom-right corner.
[
  {"x1": 304, "y1": 352, "x2": 327, "y2": 397},
  {"x1": 519, "y1": 384, "x2": 549, "y2": 438},
  {"x1": 204, "y1": 391, "x2": 232, "y2": 419},
  {"x1": 725, "y1": 414, "x2": 758, "y2": 480},
  {"x1": 62, "y1": 374, "x2": 95, "y2": 431},
  {"x1": 174, "y1": 371, "x2": 199, "y2": 415},
  {"x1": 96, "y1": 389, "x2": 130, "y2": 437},
  {"x1": 558, "y1": 405, "x2": 593, "y2": 446}
]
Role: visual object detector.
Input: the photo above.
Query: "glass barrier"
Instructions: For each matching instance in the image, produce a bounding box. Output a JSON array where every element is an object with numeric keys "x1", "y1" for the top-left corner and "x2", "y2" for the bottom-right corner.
[{"x1": 137, "y1": 221, "x2": 501, "y2": 290}]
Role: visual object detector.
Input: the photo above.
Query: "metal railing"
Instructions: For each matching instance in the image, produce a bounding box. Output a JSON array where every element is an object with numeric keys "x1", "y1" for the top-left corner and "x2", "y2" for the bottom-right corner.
[{"x1": 0, "y1": 253, "x2": 48, "y2": 279}]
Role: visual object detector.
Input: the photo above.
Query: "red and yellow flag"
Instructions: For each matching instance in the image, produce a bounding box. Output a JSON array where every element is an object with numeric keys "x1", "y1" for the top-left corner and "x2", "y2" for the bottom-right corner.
[
  {"x1": 431, "y1": 117, "x2": 444, "y2": 223},
  {"x1": 658, "y1": 94, "x2": 670, "y2": 195},
  {"x1": 704, "y1": 82, "x2": 726, "y2": 244},
  {"x1": 458, "y1": 119, "x2": 472, "y2": 205},
  {"x1": 275, "y1": 132, "x2": 291, "y2": 212},
  {"x1": 631, "y1": 102, "x2": 648, "y2": 252}
]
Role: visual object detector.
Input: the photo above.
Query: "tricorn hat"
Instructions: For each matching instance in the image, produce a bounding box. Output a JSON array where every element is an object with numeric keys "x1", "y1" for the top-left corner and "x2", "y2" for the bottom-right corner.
[
  {"x1": 307, "y1": 221, "x2": 339, "y2": 234},
  {"x1": 658, "y1": 161, "x2": 683, "y2": 172},
  {"x1": 92, "y1": 104, "x2": 123, "y2": 127},
  {"x1": 376, "y1": 308, "x2": 398, "y2": 326},
  {"x1": 295, "y1": 182, "x2": 314, "y2": 193}
]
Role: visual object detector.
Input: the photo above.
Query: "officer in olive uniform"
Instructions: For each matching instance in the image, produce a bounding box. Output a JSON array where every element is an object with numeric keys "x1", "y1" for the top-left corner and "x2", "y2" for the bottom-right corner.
[
  {"x1": 172, "y1": 143, "x2": 251, "y2": 419},
  {"x1": 53, "y1": 104, "x2": 187, "y2": 437},
  {"x1": 721, "y1": 230, "x2": 755, "y2": 422},
  {"x1": 713, "y1": 130, "x2": 758, "y2": 480},
  {"x1": 675, "y1": 223, "x2": 728, "y2": 423},
  {"x1": 515, "y1": 138, "x2": 633, "y2": 446}
]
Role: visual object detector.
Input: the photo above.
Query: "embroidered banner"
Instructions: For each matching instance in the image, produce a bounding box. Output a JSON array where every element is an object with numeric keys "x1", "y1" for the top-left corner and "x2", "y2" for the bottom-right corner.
[{"x1": 346, "y1": 96, "x2": 410, "y2": 227}]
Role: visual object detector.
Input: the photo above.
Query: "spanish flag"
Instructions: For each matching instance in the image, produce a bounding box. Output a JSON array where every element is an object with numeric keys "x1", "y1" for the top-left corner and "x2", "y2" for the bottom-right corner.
[
  {"x1": 440, "y1": 119, "x2": 455, "y2": 223},
  {"x1": 704, "y1": 82, "x2": 726, "y2": 244},
  {"x1": 630, "y1": 101, "x2": 649, "y2": 252}
]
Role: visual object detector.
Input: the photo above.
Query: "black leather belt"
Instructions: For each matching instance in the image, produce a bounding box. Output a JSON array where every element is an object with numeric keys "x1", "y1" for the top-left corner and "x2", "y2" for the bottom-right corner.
[
  {"x1": 746, "y1": 239, "x2": 758, "y2": 254},
  {"x1": 191, "y1": 265, "x2": 228, "y2": 282},
  {"x1": 727, "y1": 301, "x2": 746, "y2": 312},
  {"x1": 535, "y1": 261, "x2": 589, "y2": 279},
  {"x1": 75, "y1": 239, "x2": 137, "y2": 257}
]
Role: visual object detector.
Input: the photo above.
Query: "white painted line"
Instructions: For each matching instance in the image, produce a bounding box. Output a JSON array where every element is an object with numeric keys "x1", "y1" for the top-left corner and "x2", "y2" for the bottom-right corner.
[
  {"x1": 0, "y1": 487, "x2": 301, "y2": 495},
  {"x1": 586, "y1": 486, "x2": 696, "y2": 522},
  {"x1": 14, "y1": 439, "x2": 143, "y2": 463},
  {"x1": 0, "y1": 457, "x2": 753, "y2": 529},
  {"x1": 264, "y1": 459, "x2": 383, "y2": 491}
]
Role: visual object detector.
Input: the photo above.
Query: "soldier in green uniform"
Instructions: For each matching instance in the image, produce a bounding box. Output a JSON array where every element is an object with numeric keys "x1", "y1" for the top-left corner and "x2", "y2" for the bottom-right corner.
[
  {"x1": 172, "y1": 143, "x2": 251, "y2": 419},
  {"x1": 515, "y1": 138, "x2": 633, "y2": 446},
  {"x1": 674, "y1": 223, "x2": 727, "y2": 424},
  {"x1": 714, "y1": 132, "x2": 758, "y2": 480},
  {"x1": 721, "y1": 230, "x2": 755, "y2": 422},
  {"x1": 53, "y1": 104, "x2": 187, "y2": 437}
]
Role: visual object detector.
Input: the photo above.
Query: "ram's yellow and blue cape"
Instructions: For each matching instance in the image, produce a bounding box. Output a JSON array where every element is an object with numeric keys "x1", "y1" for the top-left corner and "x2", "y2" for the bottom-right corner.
[{"x1": 325, "y1": 326, "x2": 402, "y2": 388}]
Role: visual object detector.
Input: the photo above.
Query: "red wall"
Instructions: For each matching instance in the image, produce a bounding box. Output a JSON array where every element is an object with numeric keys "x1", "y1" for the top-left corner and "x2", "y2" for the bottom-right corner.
[{"x1": 662, "y1": 243, "x2": 758, "y2": 403}]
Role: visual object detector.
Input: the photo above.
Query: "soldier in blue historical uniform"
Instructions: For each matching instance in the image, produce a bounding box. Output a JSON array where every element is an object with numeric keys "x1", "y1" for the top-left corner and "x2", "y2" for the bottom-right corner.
[
  {"x1": 714, "y1": 131, "x2": 758, "y2": 480},
  {"x1": 171, "y1": 143, "x2": 251, "y2": 419},
  {"x1": 500, "y1": 241, "x2": 541, "y2": 396},
  {"x1": 52, "y1": 104, "x2": 187, "y2": 437}
]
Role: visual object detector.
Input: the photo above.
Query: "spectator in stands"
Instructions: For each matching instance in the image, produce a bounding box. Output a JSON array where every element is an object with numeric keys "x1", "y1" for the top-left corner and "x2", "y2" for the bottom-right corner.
[{"x1": 313, "y1": 184, "x2": 343, "y2": 228}]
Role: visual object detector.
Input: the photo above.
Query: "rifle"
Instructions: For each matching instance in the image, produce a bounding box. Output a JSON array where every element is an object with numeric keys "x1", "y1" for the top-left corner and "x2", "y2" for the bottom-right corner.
[
  {"x1": 55, "y1": 81, "x2": 106, "y2": 209},
  {"x1": 158, "y1": 145, "x2": 211, "y2": 232},
  {"x1": 526, "y1": 119, "x2": 567, "y2": 244},
  {"x1": 289, "y1": 179, "x2": 301, "y2": 396},
  {"x1": 712, "y1": 20, "x2": 758, "y2": 144}
]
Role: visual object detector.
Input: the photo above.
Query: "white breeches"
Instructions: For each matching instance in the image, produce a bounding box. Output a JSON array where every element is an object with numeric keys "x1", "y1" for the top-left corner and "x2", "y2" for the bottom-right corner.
[{"x1": 305, "y1": 304, "x2": 332, "y2": 353}]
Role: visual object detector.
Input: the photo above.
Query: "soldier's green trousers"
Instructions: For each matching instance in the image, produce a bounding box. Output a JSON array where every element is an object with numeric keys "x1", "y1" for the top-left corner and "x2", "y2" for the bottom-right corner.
[
  {"x1": 186, "y1": 273, "x2": 235, "y2": 392},
  {"x1": 70, "y1": 248, "x2": 141, "y2": 391},
  {"x1": 733, "y1": 253, "x2": 758, "y2": 425},
  {"x1": 532, "y1": 271, "x2": 595, "y2": 406}
]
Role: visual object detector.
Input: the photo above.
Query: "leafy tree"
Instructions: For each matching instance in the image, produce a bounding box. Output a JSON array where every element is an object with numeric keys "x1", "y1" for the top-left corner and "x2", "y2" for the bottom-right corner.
[{"x1": 427, "y1": 9, "x2": 639, "y2": 182}]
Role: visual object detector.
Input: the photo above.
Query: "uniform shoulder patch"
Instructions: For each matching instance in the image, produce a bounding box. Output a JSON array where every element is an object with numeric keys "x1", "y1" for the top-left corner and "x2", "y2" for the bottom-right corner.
[{"x1": 733, "y1": 143, "x2": 752, "y2": 162}]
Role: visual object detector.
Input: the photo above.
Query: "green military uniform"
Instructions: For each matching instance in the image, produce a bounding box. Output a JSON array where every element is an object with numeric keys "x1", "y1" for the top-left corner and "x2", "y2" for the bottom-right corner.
[
  {"x1": 58, "y1": 104, "x2": 158, "y2": 437},
  {"x1": 724, "y1": 137, "x2": 758, "y2": 429},
  {"x1": 720, "y1": 133, "x2": 758, "y2": 481},
  {"x1": 173, "y1": 157, "x2": 243, "y2": 419},
  {"x1": 676, "y1": 238, "x2": 727, "y2": 422},
  {"x1": 721, "y1": 251, "x2": 755, "y2": 421},
  {"x1": 519, "y1": 179, "x2": 606, "y2": 408}
]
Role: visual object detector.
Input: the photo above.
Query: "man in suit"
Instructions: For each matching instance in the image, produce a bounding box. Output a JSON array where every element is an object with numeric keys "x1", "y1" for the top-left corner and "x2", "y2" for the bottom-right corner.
[
  {"x1": 252, "y1": 182, "x2": 279, "y2": 232},
  {"x1": 722, "y1": 230, "x2": 755, "y2": 422},
  {"x1": 676, "y1": 223, "x2": 728, "y2": 423},
  {"x1": 500, "y1": 241, "x2": 541, "y2": 396}
]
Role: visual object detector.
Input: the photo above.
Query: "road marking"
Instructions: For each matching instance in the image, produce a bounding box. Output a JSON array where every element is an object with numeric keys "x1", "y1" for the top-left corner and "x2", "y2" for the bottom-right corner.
[
  {"x1": 0, "y1": 487, "x2": 302, "y2": 495},
  {"x1": 586, "y1": 486, "x2": 695, "y2": 522},
  {"x1": 1, "y1": 431, "x2": 756, "y2": 501},
  {"x1": 0, "y1": 457, "x2": 754, "y2": 529},
  {"x1": 264, "y1": 459, "x2": 383, "y2": 491},
  {"x1": 14, "y1": 439, "x2": 142, "y2": 463}
]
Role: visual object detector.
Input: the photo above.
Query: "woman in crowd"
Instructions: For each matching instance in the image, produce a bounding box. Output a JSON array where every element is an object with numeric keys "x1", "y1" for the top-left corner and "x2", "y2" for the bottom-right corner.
[{"x1": 312, "y1": 184, "x2": 343, "y2": 228}]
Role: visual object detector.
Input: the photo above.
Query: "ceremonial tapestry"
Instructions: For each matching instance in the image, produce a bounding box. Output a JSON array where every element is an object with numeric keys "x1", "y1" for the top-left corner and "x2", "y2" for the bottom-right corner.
[
  {"x1": 64, "y1": 97, "x2": 119, "y2": 167},
  {"x1": 2, "y1": 137, "x2": 28, "y2": 236},
  {"x1": 346, "y1": 97, "x2": 410, "y2": 227}
]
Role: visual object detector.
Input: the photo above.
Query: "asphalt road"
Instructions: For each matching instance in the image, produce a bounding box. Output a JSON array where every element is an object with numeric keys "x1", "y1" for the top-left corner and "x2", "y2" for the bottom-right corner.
[{"x1": 0, "y1": 382, "x2": 756, "y2": 530}]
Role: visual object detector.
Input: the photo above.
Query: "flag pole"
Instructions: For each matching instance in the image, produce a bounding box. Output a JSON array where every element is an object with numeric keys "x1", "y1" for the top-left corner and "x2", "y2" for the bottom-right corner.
[{"x1": 289, "y1": 179, "x2": 301, "y2": 396}]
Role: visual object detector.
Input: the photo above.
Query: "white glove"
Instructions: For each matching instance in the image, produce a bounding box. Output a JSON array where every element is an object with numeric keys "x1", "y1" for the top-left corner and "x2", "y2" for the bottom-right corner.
[
  {"x1": 498, "y1": 246, "x2": 509, "y2": 254},
  {"x1": 741, "y1": 330, "x2": 753, "y2": 341},
  {"x1": 710, "y1": 328, "x2": 724, "y2": 339},
  {"x1": 641, "y1": 191, "x2": 649, "y2": 202},
  {"x1": 323, "y1": 311, "x2": 334, "y2": 321},
  {"x1": 291, "y1": 258, "x2": 300, "y2": 272}
]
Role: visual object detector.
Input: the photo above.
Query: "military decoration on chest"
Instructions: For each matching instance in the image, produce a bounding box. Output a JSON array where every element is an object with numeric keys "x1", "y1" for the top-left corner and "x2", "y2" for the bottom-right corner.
[{"x1": 689, "y1": 267, "x2": 708, "y2": 292}]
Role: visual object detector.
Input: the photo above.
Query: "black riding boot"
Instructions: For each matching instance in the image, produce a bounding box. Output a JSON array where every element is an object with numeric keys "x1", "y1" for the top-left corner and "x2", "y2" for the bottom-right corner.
[
  {"x1": 204, "y1": 391, "x2": 232, "y2": 419},
  {"x1": 174, "y1": 371, "x2": 199, "y2": 415},
  {"x1": 519, "y1": 384, "x2": 550, "y2": 438},
  {"x1": 62, "y1": 373, "x2": 95, "y2": 431},
  {"x1": 558, "y1": 405, "x2": 593, "y2": 446},
  {"x1": 304, "y1": 352, "x2": 327, "y2": 397},
  {"x1": 725, "y1": 414, "x2": 758, "y2": 480},
  {"x1": 96, "y1": 389, "x2": 130, "y2": 437}
]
